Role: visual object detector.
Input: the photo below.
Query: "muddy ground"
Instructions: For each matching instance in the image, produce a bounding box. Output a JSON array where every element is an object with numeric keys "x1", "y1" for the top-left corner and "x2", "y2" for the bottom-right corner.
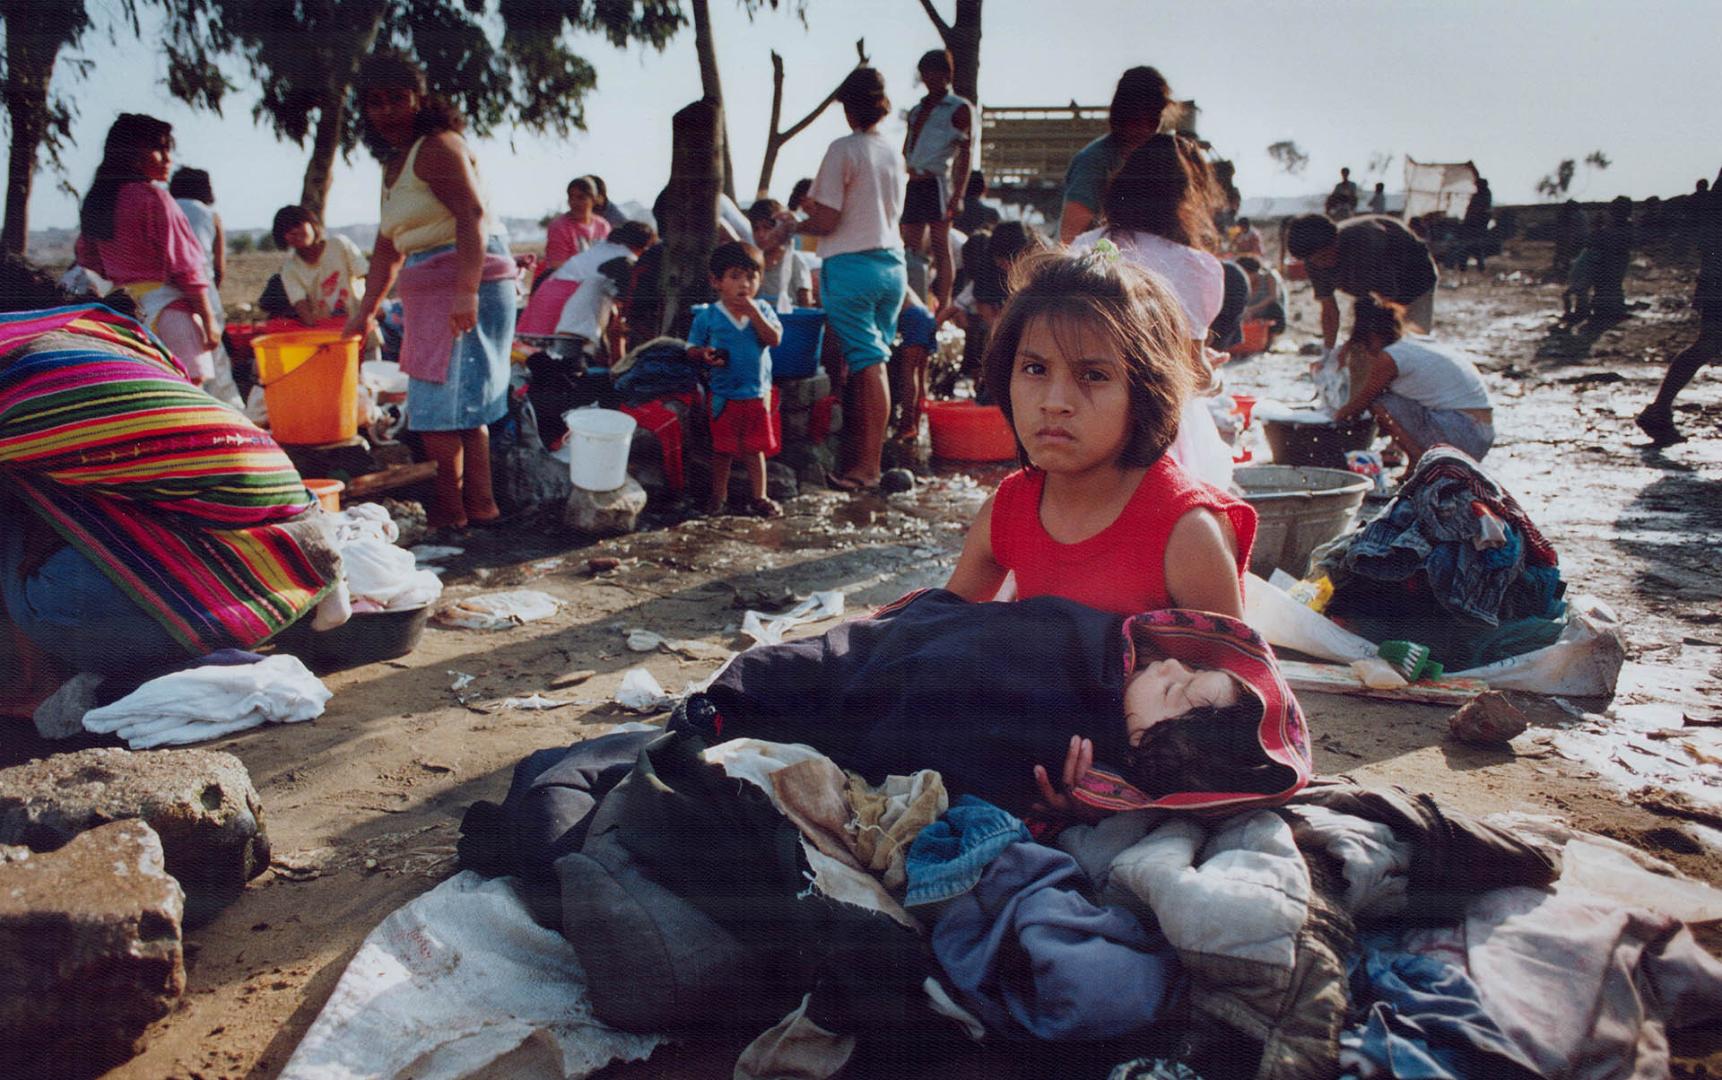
[{"x1": 10, "y1": 235, "x2": 1721, "y2": 1079}]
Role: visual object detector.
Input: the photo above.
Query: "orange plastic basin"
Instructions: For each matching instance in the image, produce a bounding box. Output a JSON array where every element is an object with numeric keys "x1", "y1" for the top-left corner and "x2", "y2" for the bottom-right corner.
[
  {"x1": 926, "y1": 400, "x2": 1019, "y2": 462},
  {"x1": 303, "y1": 478, "x2": 344, "y2": 512}
]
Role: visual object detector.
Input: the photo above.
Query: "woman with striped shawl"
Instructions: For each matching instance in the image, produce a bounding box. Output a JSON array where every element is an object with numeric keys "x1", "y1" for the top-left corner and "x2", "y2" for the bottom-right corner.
[{"x1": 0, "y1": 285, "x2": 339, "y2": 682}]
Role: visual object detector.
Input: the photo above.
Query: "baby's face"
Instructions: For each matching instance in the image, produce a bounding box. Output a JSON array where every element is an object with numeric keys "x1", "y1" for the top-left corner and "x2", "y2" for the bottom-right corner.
[{"x1": 1124, "y1": 658, "x2": 1241, "y2": 746}]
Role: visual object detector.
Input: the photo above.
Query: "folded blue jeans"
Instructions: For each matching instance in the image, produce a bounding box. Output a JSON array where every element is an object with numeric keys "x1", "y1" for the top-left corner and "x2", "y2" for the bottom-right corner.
[{"x1": 904, "y1": 795, "x2": 1031, "y2": 907}]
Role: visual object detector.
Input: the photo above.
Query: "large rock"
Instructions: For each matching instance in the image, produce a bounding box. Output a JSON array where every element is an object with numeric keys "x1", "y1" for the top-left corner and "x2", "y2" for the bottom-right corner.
[
  {"x1": 0, "y1": 820, "x2": 185, "y2": 1077},
  {"x1": 564, "y1": 475, "x2": 648, "y2": 537},
  {"x1": 0, "y1": 747, "x2": 269, "y2": 926},
  {"x1": 777, "y1": 370, "x2": 832, "y2": 409},
  {"x1": 494, "y1": 442, "x2": 574, "y2": 515},
  {"x1": 1448, "y1": 690, "x2": 1531, "y2": 746}
]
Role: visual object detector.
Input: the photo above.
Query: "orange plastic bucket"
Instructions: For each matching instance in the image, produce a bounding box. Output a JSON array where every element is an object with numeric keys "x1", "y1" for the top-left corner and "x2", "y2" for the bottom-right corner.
[
  {"x1": 926, "y1": 400, "x2": 1019, "y2": 462},
  {"x1": 303, "y1": 478, "x2": 344, "y2": 512},
  {"x1": 253, "y1": 330, "x2": 361, "y2": 445},
  {"x1": 1229, "y1": 319, "x2": 1272, "y2": 358}
]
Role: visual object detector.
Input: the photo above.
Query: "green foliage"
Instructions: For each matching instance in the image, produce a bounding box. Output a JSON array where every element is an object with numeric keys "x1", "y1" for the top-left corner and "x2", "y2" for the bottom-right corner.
[
  {"x1": 229, "y1": 230, "x2": 254, "y2": 254},
  {"x1": 0, "y1": 1, "x2": 137, "y2": 193},
  {"x1": 161, "y1": 0, "x2": 687, "y2": 162},
  {"x1": 1538, "y1": 153, "x2": 1609, "y2": 200},
  {"x1": 1267, "y1": 140, "x2": 1308, "y2": 176}
]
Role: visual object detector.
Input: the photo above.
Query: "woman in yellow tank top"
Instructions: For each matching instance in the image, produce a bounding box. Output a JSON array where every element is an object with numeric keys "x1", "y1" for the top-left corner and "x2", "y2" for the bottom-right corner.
[{"x1": 344, "y1": 54, "x2": 518, "y2": 530}]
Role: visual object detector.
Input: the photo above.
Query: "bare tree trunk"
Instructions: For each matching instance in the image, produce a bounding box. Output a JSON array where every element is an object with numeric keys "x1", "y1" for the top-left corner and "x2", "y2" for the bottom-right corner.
[
  {"x1": 659, "y1": 98, "x2": 723, "y2": 338},
  {"x1": 299, "y1": 90, "x2": 347, "y2": 217},
  {"x1": 917, "y1": 0, "x2": 982, "y2": 105},
  {"x1": 689, "y1": 0, "x2": 734, "y2": 201},
  {"x1": 756, "y1": 39, "x2": 868, "y2": 201},
  {"x1": 297, "y1": 1, "x2": 386, "y2": 216},
  {"x1": 1, "y1": 2, "x2": 58, "y2": 256}
]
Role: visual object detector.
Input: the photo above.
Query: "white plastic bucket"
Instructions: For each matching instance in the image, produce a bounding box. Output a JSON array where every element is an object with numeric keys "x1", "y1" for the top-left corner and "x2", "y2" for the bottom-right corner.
[{"x1": 563, "y1": 407, "x2": 637, "y2": 492}]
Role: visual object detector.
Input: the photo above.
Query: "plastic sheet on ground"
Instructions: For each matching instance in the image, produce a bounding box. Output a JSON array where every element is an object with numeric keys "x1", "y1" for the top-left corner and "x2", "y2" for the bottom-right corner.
[
  {"x1": 82, "y1": 654, "x2": 331, "y2": 748},
  {"x1": 1245, "y1": 573, "x2": 1627, "y2": 697},
  {"x1": 435, "y1": 590, "x2": 561, "y2": 630},
  {"x1": 280, "y1": 871, "x2": 663, "y2": 1080},
  {"x1": 741, "y1": 591, "x2": 845, "y2": 648}
]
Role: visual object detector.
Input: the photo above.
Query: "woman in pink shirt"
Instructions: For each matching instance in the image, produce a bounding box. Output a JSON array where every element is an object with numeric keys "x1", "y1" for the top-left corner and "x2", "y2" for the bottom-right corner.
[
  {"x1": 74, "y1": 114, "x2": 221, "y2": 384},
  {"x1": 540, "y1": 177, "x2": 611, "y2": 281}
]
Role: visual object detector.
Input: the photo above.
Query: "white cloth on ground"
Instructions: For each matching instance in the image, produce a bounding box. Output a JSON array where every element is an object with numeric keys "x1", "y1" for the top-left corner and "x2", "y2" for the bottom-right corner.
[
  {"x1": 281, "y1": 871, "x2": 663, "y2": 1080},
  {"x1": 1106, "y1": 812, "x2": 1311, "y2": 971},
  {"x1": 81, "y1": 654, "x2": 330, "y2": 748},
  {"x1": 1401, "y1": 885, "x2": 1722, "y2": 1080},
  {"x1": 1283, "y1": 803, "x2": 1412, "y2": 920}
]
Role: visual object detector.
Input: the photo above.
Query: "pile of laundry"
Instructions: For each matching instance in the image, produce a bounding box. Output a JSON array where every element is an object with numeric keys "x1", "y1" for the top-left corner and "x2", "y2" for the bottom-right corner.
[
  {"x1": 322, "y1": 503, "x2": 443, "y2": 616},
  {"x1": 286, "y1": 727, "x2": 1722, "y2": 1080},
  {"x1": 1312, "y1": 447, "x2": 1571, "y2": 672},
  {"x1": 30, "y1": 651, "x2": 332, "y2": 748}
]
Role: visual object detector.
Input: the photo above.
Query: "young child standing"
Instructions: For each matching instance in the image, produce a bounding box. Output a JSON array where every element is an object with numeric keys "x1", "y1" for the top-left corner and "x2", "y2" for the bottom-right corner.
[
  {"x1": 945, "y1": 251, "x2": 1257, "y2": 618},
  {"x1": 745, "y1": 198, "x2": 813, "y2": 310},
  {"x1": 901, "y1": 49, "x2": 974, "y2": 311},
  {"x1": 689, "y1": 242, "x2": 785, "y2": 518}
]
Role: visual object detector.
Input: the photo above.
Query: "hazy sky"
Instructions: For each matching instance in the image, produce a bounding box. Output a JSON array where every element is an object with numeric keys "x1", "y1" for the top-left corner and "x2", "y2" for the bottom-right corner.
[{"x1": 24, "y1": 0, "x2": 1722, "y2": 233}]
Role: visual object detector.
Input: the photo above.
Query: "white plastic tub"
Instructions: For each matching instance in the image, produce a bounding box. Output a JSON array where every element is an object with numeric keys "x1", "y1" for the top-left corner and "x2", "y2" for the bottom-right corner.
[{"x1": 563, "y1": 407, "x2": 637, "y2": 492}]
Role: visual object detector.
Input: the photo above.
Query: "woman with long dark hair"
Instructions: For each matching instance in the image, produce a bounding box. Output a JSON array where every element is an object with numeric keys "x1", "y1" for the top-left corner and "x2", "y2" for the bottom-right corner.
[
  {"x1": 1071, "y1": 132, "x2": 1234, "y2": 486},
  {"x1": 74, "y1": 114, "x2": 224, "y2": 392},
  {"x1": 342, "y1": 53, "x2": 517, "y2": 530}
]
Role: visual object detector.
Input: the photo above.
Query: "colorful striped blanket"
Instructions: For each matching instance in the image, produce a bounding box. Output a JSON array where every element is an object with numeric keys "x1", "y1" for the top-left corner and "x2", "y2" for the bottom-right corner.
[{"x1": 0, "y1": 304, "x2": 339, "y2": 654}]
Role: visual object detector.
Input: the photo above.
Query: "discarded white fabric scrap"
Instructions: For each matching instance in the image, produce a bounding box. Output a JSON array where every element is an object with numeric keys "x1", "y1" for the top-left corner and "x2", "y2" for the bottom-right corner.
[
  {"x1": 741, "y1": 591, "x2": 845, "y2": 648},
  {"x1": 502, "y1": 695, "x2": 575, "y2": 711},
  {"x1": 280, "y1": 871, "x2": 663, "y2": 1080},
  {"x1": 615, "y1": 668, "x2": 672, "y2": 712},
  {"x1": 435, "y1": 590, "x2": 561, "y2": 630},
  {"x1": 625, "y1": 627, "x2": 734, "y2": 661},
  {"x1": 82, "y1": 654, "x2": 331, "y2": 749}
]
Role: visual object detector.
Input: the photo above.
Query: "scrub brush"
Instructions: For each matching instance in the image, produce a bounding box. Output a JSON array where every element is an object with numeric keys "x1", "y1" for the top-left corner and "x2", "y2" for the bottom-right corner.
[{"x1": 1377, "y1": 640, "x2": 1445, "y2": 683}]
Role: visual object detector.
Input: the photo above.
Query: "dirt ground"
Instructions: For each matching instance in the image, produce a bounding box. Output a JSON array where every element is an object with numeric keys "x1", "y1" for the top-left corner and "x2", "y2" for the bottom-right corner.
[{"x1": 11, "y1": 230, "x2": 1721, "y2": 1079}]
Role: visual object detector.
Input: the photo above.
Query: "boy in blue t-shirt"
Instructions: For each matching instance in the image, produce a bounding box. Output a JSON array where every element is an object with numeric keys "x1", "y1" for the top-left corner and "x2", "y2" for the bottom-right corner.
[{"x1": 688, "y1": 242, "x2": 785, "y2": 517}]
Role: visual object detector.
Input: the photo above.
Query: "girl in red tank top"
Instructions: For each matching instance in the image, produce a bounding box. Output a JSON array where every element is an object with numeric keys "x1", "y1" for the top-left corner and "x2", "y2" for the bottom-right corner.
[{"x1": 946, "y1": 250, "x2": 1257, "y2": 617}]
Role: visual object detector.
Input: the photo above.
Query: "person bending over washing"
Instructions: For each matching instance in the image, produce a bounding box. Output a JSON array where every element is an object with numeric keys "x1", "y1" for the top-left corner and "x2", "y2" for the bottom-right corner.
[
  {"x1": 672, "y1": 589, "x2": 1311, "y2": 820},
  {"x1": 1332, "y1": 298, "x2": 1494, "y2": 469},
  {"x1": 273, "y1": 204, "x2": 368, "y2": 326},
  {"x1": 944, "y1": 250, "x2": 1257, "y2": 618}
]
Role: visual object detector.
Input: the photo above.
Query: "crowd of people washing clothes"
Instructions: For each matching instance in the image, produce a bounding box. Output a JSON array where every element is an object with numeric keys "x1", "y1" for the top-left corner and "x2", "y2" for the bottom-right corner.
[{"x1": 4, "y1": 42, "x2": 1722, "y2": 1080}]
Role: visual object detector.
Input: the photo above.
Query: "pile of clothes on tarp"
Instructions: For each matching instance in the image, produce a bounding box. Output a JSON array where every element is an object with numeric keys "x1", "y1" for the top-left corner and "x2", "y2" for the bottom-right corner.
[
  {"x1": 431, "y1": 592, "x2": 1722, "y2": 1079},
  {"x1": 1312, "y1": 447, "x2": 1570, "y2": 671},
  {"x1": 449, "y1": 728, "x2": 1722, "y2": 1080}
]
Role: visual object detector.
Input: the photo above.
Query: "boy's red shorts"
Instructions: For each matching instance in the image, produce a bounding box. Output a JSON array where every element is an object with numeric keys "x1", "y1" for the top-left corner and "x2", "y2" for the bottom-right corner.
[{"x1": 709, "y1": 392, "x2": 780, "y2": 456}]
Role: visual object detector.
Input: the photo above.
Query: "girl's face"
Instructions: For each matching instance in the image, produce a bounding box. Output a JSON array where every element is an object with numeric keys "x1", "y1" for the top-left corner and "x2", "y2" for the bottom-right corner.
[
  {"x1": 364, "y1": 86, "x2": 421, "y2": 148},
  {"x1": 1009, "y1": 315, "x2": 1133, "y2": 476},
  {"x1": 134, "y1": 141, "x2": 172, "y2": 183},
  {"x1": 568, "y1": 186, "x2": 594, "y2": 217},
  {"x1": 1124, "y1": 658, "x2": 1242, "y2": 746},
  {"x1": 284, "y1": 221, "x2": 318, "y2": 251}
]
